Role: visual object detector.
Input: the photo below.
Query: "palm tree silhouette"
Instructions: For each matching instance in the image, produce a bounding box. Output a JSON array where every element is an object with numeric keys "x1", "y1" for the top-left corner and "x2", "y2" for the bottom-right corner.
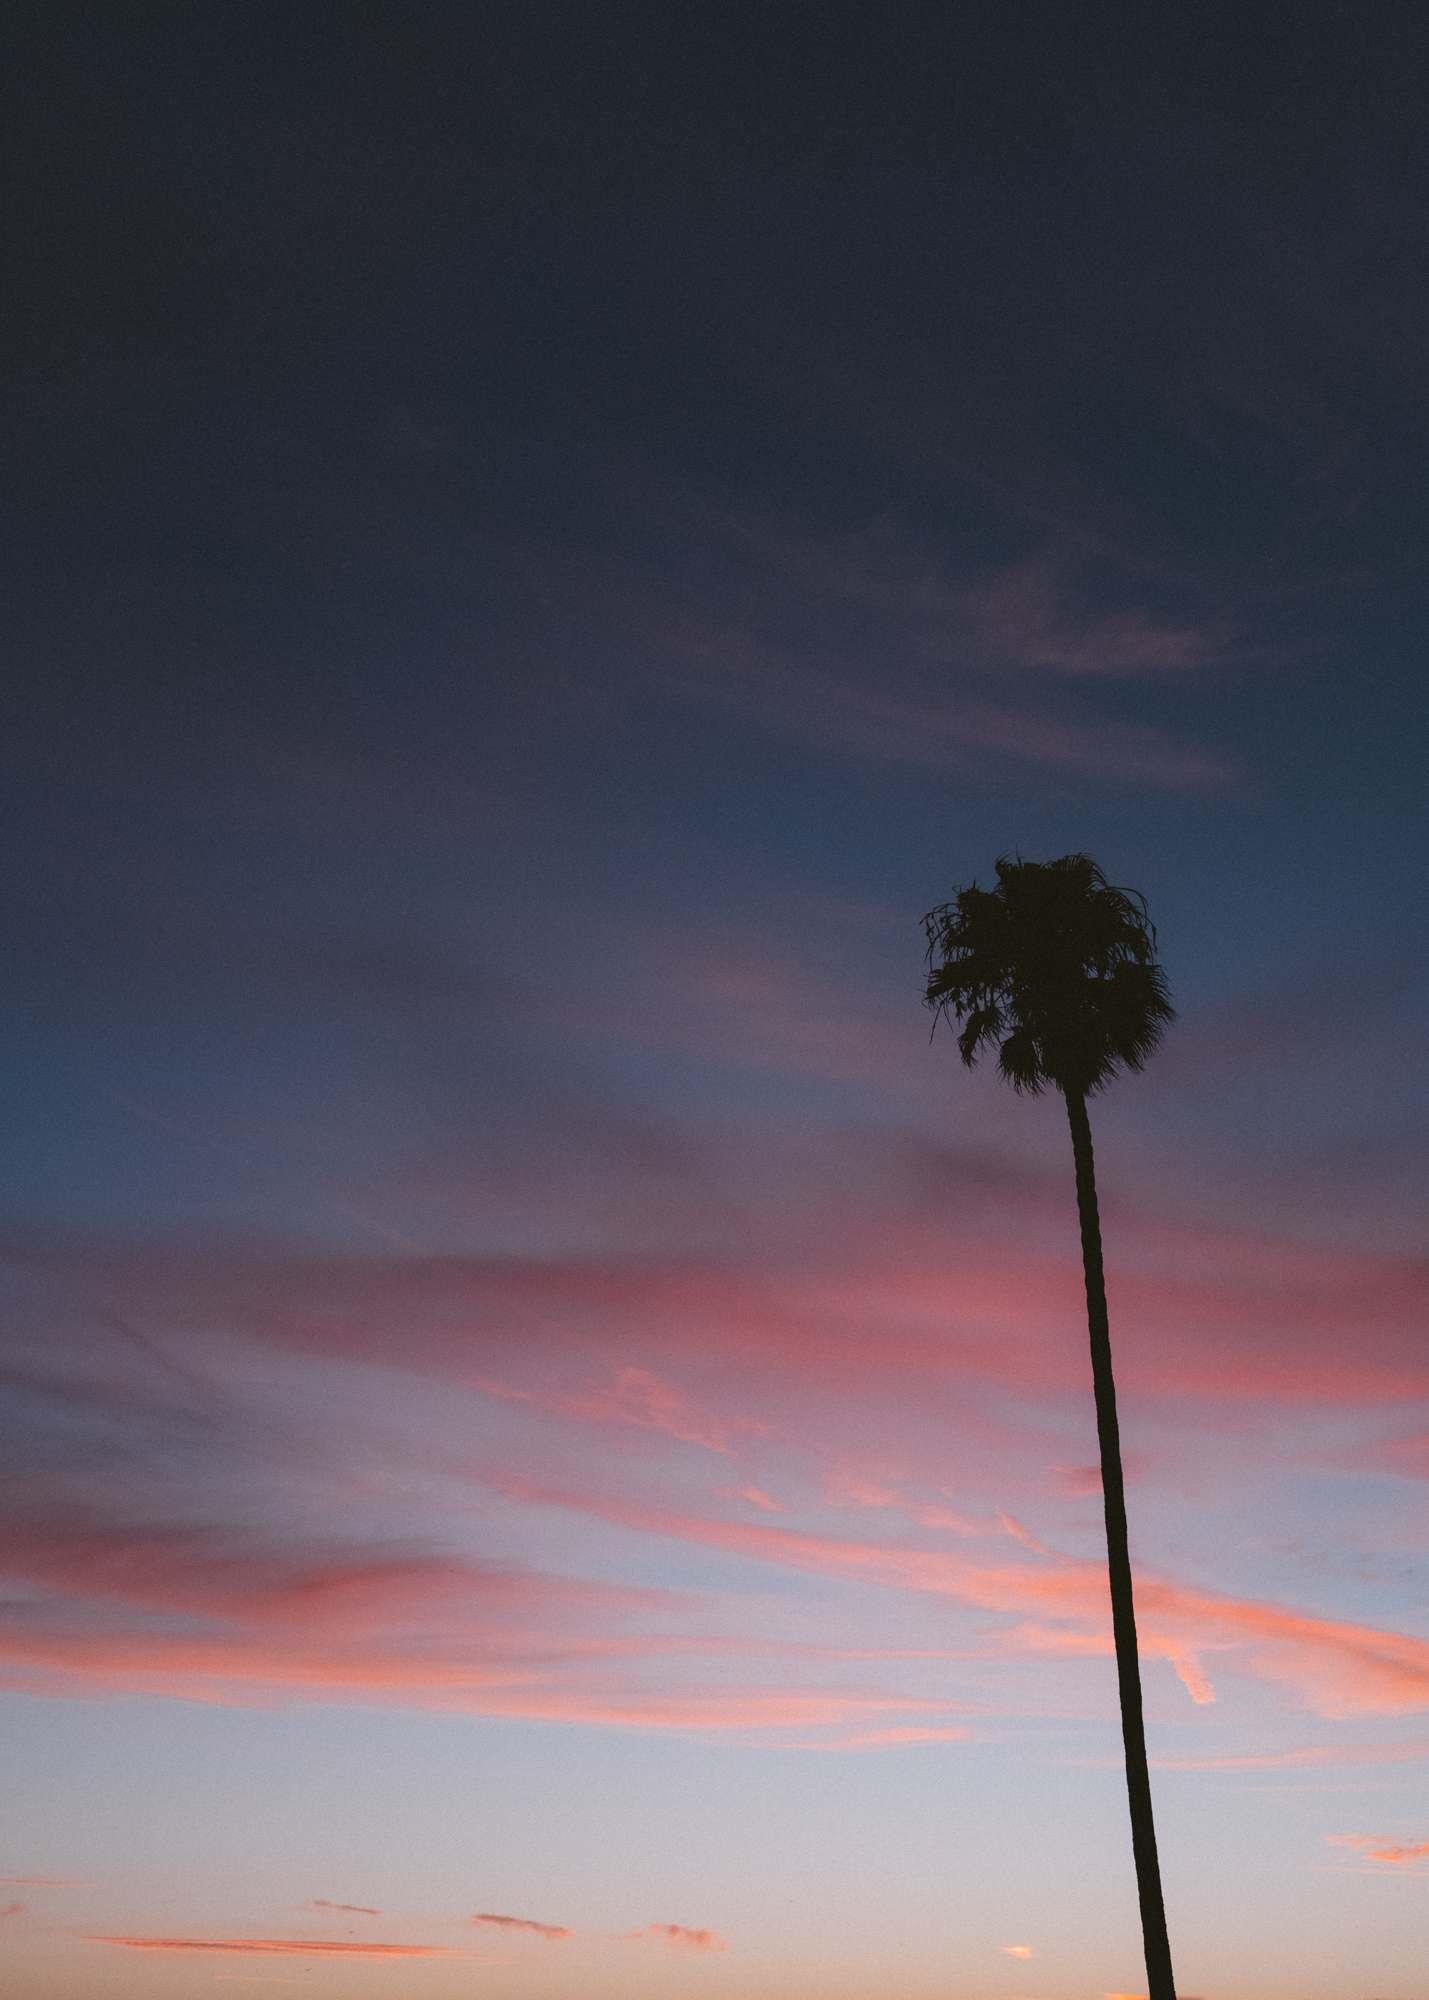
[{"x1": 923, "y1": 853, "x2": 1177, "y2": 2000}]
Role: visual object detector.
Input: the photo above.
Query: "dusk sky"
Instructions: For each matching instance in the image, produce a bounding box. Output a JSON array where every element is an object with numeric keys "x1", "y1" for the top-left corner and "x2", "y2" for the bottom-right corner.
[{"x1": 5, "y1": 8, "x2": 1429, "y2": 1999}]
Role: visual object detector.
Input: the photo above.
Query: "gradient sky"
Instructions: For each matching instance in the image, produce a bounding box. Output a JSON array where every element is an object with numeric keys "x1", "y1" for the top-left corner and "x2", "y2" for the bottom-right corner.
[{"x1": 5, "y1": 8, "x2": 1429, "y2": 1999}]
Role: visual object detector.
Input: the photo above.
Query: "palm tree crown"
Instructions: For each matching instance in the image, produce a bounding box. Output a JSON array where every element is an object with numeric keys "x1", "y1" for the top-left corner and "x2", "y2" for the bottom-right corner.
[{"x1": 922, "y1": 852, "x2": 1174, "y2": 1099}]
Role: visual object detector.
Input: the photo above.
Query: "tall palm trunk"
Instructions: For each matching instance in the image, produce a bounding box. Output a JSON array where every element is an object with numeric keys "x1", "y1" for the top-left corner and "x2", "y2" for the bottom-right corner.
[{"x1": 1064, "y1": 1088, "x2": 1176, "y2": 2000}]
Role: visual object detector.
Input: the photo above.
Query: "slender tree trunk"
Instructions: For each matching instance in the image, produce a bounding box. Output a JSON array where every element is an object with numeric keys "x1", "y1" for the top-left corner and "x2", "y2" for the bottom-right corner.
[{"x1": 1064, "y1": 1087, "x2": 1176, "y2": 2000}]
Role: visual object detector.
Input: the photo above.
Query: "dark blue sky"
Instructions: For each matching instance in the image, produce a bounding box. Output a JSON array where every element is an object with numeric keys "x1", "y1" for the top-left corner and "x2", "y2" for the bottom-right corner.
[{"x1": 8, "y1": 4, "x2": 1428, "y2": 1242}]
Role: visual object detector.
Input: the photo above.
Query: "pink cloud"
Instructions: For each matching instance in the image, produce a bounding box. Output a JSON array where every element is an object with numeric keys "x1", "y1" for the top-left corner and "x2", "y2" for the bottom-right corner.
[
  {"x1": 1, "y1": 1903, "x2": 27, "y2": 1919},
  {"x1": 512, "y1": 1483, "x2": 1429, "y2": 1717},
  {"x1": 87, "y1": 1937, "x2": 458, "y2": 1957},
  {"x1": 908, "y1": 1502, "x2": 982, "y2": 1534},
  {"x1": 0, "y1": 1613, "x2": 961, "y2": 1735},
  {"x1": 0, "y1": 1513, "x2": 668, "y2": 1640},
  {"x1": 1054, "y1": 1464, "x2": 1103, "y2": 1497},
  {"x1": 778, "y1": 1725, "x2": 969, "y2": 1751},
  {"x1": 13, "y1": 1196, "x2": 1429, "y2": 1414},
  {"x1": 997, "y1": 1510, "x2": 1054, "y2": 1557},
  {"x1": 508, "y1": 1365, "x2": 762, "y2": 1455},
  {"x1": 471, "y1": 1913, "x2": 571, "y2": 1940},
  {"x1": 308, "y1": 1900, "x2": 380, "y2": 1917},
  {"x1": 718, "y1": 1484, "x2": 783, "y2": 1511},
  {"x1": 0, "y1": 1513, "x2": 828, "y2": 1723},
  {"x1": 629, "y1": 1923, "x2": 727, "y2": 1952},
  {"x1": 1154, "y1": 1742, "x2": 1429, "y2": 1771},
  {"x1": 9, "y1": 1444, "x2": 1428, "y2": 1733}
]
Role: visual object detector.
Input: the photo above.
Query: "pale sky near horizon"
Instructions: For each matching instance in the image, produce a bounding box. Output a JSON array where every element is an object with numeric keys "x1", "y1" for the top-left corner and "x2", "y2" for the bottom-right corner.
[{"x1": 4, "y1": 6, "x2": 1429, "y2": 1998}]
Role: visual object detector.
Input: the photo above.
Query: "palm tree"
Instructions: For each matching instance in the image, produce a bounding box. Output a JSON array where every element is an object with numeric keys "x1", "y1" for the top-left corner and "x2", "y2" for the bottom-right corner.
[{"x1": 923, "y1": 853, "x2": 1177, "y2": 2000}]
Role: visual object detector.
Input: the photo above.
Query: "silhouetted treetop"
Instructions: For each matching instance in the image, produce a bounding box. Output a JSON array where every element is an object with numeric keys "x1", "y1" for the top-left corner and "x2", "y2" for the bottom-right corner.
[{"x1": 922, "y1": 852, "x2": 1174, "y2": 1099}]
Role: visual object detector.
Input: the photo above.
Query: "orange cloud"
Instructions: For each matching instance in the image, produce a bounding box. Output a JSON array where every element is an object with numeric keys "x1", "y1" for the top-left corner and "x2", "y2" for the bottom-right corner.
[
  {"x1": 471, "y1": 1913, "x2": 571, "y2": 1940},
  {"x1": 87, "y1": 1937, "x2": 458, "y2": 1956},
  {"x1": 1328, "y1": 1833, "x2": 1429, "y2": 1867},
  {"x1": 1163, "y1": 1648, "x2": 1216, "y2": 1706},
  {"x1": 629, "y1": 1923, "x2": 727, "y2": 1952},
  {"x1": 1001, "y1": 1943, "x2": 1034, "y2": 1958}
]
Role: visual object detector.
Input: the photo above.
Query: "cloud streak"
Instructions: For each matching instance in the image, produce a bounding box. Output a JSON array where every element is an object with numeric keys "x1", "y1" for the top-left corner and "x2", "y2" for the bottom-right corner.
[
  {"x1": 1153, "y1": 1742, "x2": 1429, "y2": 1771},
  {"x1": 628, "y1": 1923, "x2": 727, "y2": 1952},
  {"x1": 87, "y1": 1937, "x2": 458, "y2": 1956},
  {"x1": 511, "y1": 1483, "x2": 1429, "y2": 1718},
  {"x1": 471, "y1": 1913, "x2": 571, "y2": 1940},
  {"x1": 0, "y1": 1502, "x2": 965, "y2": 1733},
  {"x1": 475, "y1": 1366, "x2": 760, "y2": 1455},
  {"x1": 1327, "y1": 1833, "x2": 1429, "y2": 1868},
  {"x1": 13, "y1": 1210, "x2": 1429, "y2": 1411},
  {"x1": 659, "y1": 630, "x2": 1235, "y2": 791}
]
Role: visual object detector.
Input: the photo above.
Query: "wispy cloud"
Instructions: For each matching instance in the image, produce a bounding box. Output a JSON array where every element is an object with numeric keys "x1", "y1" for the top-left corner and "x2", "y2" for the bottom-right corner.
[
  {"x1": 512, "y1": 1483, "x2": 1429, "y2": 1717},
  {"x1": 1327, "y1": 1833, "x2": 1429, "y2": 1868},
  {"x1": 1154, "y1": 1742, "x2": 1429, "y2": 1772},
  {"x1": 628, "y1": 1923, "x2": 727, "y2": 1952},
  {"x1": 17, "y1": 1202, "x2": 1428, "y2": 1413},
  {"x1": 307, "y1": 1900, "x2": 380, "y2": 1917},
  {"x1": 1052, "y1": 1464, "x2": 1104, "y2": 1497},
  {"x1": 475, "y1": 1365, "x2": 762, "y2": 1456},
  {"x1": 0, "y1": 1511, "x2": 752, "y2": 1720},
  {"x1": 774, "y1": 1725, "x2": 969, "y2": 1752},
  {"x1": 720, "y1": 514, "x2": 1242, "y2": 676},
  {"x1": 959, "y1": 550, "x2": 1235, "y2": 675},
  {"x1": 718, "y1": 1484, "x2": 784, "y2": 1512},
  {"x1": 471, "y1": 1913, "x2": 571, "y2": 1940},
  {"x1": 657, "y1": 628, "x2": 1235, "y2": 792}
]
